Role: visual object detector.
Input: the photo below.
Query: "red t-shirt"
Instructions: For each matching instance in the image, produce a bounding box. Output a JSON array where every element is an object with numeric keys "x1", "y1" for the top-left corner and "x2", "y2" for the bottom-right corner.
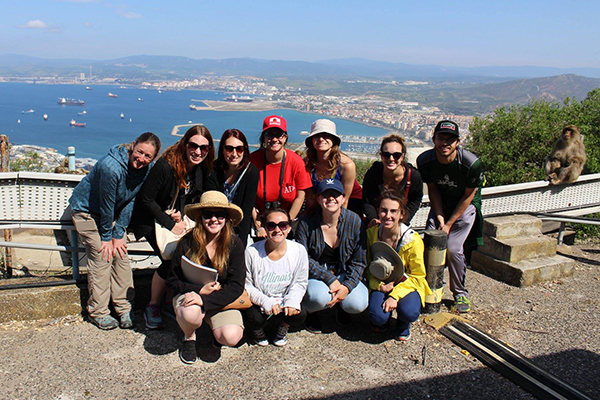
[{"x1": 250, "y1": 148, "x2": 312, "y2": 213}]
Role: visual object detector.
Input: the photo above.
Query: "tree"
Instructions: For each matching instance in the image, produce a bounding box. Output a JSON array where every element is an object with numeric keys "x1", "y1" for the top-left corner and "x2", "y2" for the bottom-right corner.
[{"x1": 466, "y1": 90, "x2": 600, "y2": 187}]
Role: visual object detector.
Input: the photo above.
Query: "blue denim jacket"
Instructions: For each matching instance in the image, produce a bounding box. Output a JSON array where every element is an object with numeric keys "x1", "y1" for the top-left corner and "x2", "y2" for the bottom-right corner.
[
  {"x1": 69, "y1": 144, "x2": 152, "y2": 242},
  {"x1": 296, "y1": 208, "x2": 366, "y2": 292}
]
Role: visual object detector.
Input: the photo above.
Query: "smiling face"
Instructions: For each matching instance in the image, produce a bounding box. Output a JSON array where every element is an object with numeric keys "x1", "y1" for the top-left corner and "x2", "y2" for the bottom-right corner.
[
  {"x1": 223, "y1": 136, "x2": 245, "y2": 169},
  {"x1": 433, "y1": 133, "x2": 459, "y2": 160},
  {"x1": 263, "y1": 128, "x2": 287, "y2": 154},
  {"x1": 186, "y1": 134, "x2": 210, "y2": 167},
  {"x1": 378, "y1": 198, "x2": 404, "y2": 231},
  {"x1": 265, "y1": 211, "x2": 291, "y2": 245},
  {"x1": 318, "y1": 189, "x2": 345, "y2": 214},
  {"x1": 201, "y1": 207, "x2": 227, "y2": 237},
  {"x1": 380, "y1": 141, "x2": 405, "y2": 172},
  {"x1": 311, "y1": 133, "x2": 334, "y2": 153},
  {"x1": 129, "y1": 141, "x2": 158, "y2": 170}
]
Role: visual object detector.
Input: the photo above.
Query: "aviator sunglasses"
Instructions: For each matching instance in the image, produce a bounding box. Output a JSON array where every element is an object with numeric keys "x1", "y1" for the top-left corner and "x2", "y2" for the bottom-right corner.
[
  {"x1": 224, "y1": 145, "x2": 245, "y2": 154},
  {"x1": 201, "y1": 210, "x2": 228, "y2": 220},
  {"x1": 265, "y1": 221, "x2": 291, "y2": 231},
  {"x1": 187, "y1": 142, "x2": 211, "y2": 153},
  {"x1": 381, "y1": 151, "x2": 403, "y2": 161}
]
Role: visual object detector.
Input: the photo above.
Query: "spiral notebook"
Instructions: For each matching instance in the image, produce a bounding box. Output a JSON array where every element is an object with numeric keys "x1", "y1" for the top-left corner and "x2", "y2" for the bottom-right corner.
[{"x1": 180, "y1": 255, "x2": 218, "y2": 285}]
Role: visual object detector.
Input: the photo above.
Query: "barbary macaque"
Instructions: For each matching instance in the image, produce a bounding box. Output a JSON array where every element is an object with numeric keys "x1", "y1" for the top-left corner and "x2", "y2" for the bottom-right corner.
[{"x1": 545, "y1": 125, "x2": 586, "y2": 185}]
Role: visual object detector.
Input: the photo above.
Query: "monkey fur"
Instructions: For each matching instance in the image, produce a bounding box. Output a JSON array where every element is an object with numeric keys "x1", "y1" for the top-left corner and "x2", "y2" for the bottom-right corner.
[{"x1": 545, "y1": 125, "x2": 587, "y2": 185}]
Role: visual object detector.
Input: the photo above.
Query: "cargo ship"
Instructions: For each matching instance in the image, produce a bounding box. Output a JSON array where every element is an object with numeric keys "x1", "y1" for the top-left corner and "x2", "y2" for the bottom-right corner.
[
  {"x1": 57, "y1": 98, "x2": 85, "y2": 106},
  {"x1": 70, "y1": 119, "x2": 86, "y2": 128},
  {"x1": 21, "y1": 109, "x2": 35, "y2": 114}
]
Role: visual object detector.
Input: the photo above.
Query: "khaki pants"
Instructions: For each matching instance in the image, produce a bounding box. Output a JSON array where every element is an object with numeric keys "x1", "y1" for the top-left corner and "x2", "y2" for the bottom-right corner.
[{"x1": 72, "y1": 212, "x2": 134, "y2": 318}]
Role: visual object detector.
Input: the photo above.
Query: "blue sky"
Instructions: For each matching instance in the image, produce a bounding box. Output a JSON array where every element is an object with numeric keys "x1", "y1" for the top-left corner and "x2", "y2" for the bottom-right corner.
[{"x1": 1, "y1": 0, "x2": 598, "y2": 68}]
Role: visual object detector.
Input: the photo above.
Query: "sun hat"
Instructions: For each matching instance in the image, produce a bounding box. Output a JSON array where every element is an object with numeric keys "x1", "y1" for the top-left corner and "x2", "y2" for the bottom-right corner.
[
  {"x1": 315, "y1": 178, "x2": 345, "y2": 196},
  {"x1": 184, "y1": 191, "x2": 243, "y2": 227},
  {"x1": 305, "y1": 119, "x2": 341, "y2": 147},
  {"x1": 262, "y1": 115, "x2": 287, "y2": 133},
  {"x1": 369, "y1": 241, "x2": 406, "y2": 284},
  {"x1": 433, "y1": 120, "x2": 459, "y2": 137}
]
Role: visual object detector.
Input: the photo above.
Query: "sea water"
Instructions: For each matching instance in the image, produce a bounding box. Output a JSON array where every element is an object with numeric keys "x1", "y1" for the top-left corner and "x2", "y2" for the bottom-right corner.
[{"x1": 0, "y1": 82, "x2": 387, "y2": 160}]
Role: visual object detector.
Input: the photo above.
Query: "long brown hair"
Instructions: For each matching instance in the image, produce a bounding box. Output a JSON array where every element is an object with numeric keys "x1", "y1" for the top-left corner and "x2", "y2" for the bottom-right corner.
[
  {"x1": 304, "y1": 137, "x2": 342, "y2": 175},
  {"x1": 185, "y1": 212, "x2": 234, "y2": 274},
  {"x1": 162, "y1": 125, "x2": 214, "y2": 189}
]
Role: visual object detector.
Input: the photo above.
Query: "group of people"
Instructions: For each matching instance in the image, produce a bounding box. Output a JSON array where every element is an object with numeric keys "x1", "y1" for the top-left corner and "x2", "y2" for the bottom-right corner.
[{"x1": 68, "y1": 115, "x2": 483, "y2": 364}]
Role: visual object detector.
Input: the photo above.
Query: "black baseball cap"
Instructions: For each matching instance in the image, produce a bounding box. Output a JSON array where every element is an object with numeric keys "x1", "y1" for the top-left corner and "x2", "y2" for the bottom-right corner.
[{"x1": 434, "y1": 120, "x2": 459, "y2": 137}]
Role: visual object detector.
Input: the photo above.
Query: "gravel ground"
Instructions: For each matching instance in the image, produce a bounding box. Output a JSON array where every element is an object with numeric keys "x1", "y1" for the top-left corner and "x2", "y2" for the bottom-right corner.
[{"x1": 0, "y1": 242, "x2": 598, "y2": 400}]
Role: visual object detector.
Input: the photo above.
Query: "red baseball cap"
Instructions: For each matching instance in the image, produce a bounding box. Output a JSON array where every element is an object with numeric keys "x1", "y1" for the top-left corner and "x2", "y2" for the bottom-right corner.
[{"x1": 262, "y1": 115, "x2": 287, "y2": 133}]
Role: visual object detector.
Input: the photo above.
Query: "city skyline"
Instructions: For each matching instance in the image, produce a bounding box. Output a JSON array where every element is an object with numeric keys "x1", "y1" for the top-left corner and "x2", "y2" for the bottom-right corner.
[{"x1": 1, "y1": 0, "x2": 599, "y2": 69}]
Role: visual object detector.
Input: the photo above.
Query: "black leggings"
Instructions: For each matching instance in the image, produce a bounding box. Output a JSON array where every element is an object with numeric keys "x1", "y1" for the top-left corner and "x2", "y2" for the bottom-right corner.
[{"x1": 242, "y1": 304, "x2": 307, "y2": 330}]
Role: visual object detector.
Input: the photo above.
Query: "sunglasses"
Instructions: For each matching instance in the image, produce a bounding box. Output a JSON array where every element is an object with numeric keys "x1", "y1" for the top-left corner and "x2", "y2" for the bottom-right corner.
[
  {"x1": 381, "y1": 151, "x2": 403, "y2": 161},
  {"x1": 201, "y1": 210, "x2": 228, "y2": 220},
  {"x1": 265, "y1": 221, "x2": 291, "y2": 231},
  {"x1": 187, "y1": 142, "x2": 211, "y2": 153},
  {"x1": 265, "y1": 131, "x2": 286, "y2": 139},
  {"x1": 224, "y1": 145, "x2": 245, "y2": 154}
]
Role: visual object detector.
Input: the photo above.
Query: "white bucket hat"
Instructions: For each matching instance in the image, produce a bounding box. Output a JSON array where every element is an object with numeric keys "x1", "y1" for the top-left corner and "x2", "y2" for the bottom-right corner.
[
  {"x1": 369, "y1": 241, "x2": 406, "y2": 284},
  {"x1": 305, "y1": 119, "x2": 341, "y2": 148}
]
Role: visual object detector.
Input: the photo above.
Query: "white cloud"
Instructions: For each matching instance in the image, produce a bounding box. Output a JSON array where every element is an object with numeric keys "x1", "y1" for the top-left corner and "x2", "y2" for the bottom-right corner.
[
  {"x1": 19, "y1": 20, "x2": 49, "y2": 29},
  {"x1": 118, "y1": 11, "x2": 143, "y2": 19}
]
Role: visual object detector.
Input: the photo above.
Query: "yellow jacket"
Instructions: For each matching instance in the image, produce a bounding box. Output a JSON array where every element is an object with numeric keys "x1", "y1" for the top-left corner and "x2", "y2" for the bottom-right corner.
[{"x1": 366, "y1": 224, "x2": 432, "y2": 307}]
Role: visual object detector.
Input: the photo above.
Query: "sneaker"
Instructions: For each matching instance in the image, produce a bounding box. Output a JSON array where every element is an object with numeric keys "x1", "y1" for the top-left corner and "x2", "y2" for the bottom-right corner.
[
  {"x1": 371, "y1": 321, "x2": 390, "y2": 334},
  {"x1": 144, "y1": 304, "x2": 163, "y2": 329},
  {"x1": 179, "y1": 340, "x2": 197, "y2": 364},
  {"x1": 89, "y1": 315, "x2": 119, "y2": 330},
  {"x1": 119, "y1": 312, "x2": 134, "y2": 329},
  {"x1": 336, "y1": 307, "x2": 353, "y2": 327},
  {"x1": 396, "y1": 332, "x2": 411, "y2": 341},
  {"x1": 455, "y1": 296, "x2": 472, "y2": 313},
  {"x1": 273, "y1": 324, "x2": 289, "y2": 347},
  {"x1": 305, "y1": 313, "x2": 322, "y2": 334},
  {"x1": 252, "y1": 329, "x2": 269, "y2": 346}
]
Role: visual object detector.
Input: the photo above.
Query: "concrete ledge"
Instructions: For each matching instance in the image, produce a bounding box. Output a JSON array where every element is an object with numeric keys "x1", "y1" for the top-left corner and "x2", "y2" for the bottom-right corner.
[
  {"x1": 0, "y1": 274, "x2": 152, "y2": 323},
  {"x1": 471, "y1": 251, "x2": 576, "y2": 287},
  {"x1": 480, "y1": 235, "x2": 557, "y2": 262},
  {"x1": 483, "y1": 215, "x2": 542, "y2": 239}
]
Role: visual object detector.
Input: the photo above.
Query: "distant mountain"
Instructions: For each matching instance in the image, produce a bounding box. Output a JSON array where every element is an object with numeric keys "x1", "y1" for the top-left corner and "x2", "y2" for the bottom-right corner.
[
  {"x1": 424, "y1": 74, "x2": 600, "y2": 114},
  {"x1": 1, "y1": 54, "x2": 600, "y2": 81}
]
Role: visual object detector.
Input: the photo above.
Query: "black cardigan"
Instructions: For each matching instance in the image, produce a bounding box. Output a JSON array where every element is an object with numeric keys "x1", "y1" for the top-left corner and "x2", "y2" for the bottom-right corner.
[
  {"x1": 130, "y1": 157, "x2": 218, "y2": 240},
  {"x1": 361, "y1": 161, "x2": 423, "y2": 225},
  {"x1": 165, "y1": 233, "x2": 245, "y2": 313},
  {"x1": 214, "y1": 162, "x2": 259, "y2": 247}
]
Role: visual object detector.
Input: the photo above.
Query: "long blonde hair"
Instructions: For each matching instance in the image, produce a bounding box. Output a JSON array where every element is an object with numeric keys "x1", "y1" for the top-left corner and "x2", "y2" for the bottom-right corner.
[{"x1": 185, "y1": 214, "x2": 234, "y2": 274}]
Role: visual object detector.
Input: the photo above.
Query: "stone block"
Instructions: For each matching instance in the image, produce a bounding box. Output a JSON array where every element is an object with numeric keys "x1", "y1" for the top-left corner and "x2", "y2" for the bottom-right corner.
[
  {"x1": 479, "y1": 235, "x2": 557, "y2": 262},
  {"x1": 471, "y1": 250, "x2": 576, "y2": 287},
  {"x1": 483, "y1": 215, "x2": 542, "y2": 239}
]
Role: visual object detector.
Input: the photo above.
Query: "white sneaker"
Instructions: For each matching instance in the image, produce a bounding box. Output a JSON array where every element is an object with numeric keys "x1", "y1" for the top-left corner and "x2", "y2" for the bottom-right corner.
[
  {"x1": 273, "y1": 323, "x2": 289, "y2": 347},
  {"x1": 252, "y1": 329, "x2": 269, "y2": 346}
]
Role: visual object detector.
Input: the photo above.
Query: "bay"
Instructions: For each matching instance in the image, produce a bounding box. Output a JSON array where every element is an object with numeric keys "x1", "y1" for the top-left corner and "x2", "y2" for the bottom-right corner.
[{"x1": 0, "y1": 82, "x2": 387, "y2": 160}]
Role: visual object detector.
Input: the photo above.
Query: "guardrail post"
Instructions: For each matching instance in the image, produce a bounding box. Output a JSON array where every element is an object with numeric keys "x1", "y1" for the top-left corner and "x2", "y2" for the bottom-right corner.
[
  {"x1": 423, "y1": 229, "x2": 447, "y2": 314},
  {"x1": 67, "y1": 146, "x2": 76, "y2": 172},
  {"x1": 1, "y1": 135, "x2": 14, "y2": 278}
]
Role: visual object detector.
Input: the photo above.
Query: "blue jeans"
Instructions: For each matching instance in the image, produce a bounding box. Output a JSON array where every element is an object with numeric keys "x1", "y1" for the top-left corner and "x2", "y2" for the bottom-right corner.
[
  {"x1": 368, "y1": 290, "x2": 421, "y2": 336},
  {"x1": 303, "y1": 275, "x2": 369, "y2": 314}
]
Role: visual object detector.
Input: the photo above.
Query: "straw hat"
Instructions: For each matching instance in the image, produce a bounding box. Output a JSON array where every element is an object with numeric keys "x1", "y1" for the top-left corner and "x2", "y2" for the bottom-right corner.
[
  {"x1": 305, "y1": 119, "x2": 341, "y2": 147},
  {"x1": 184, "y1": 191, "x2": 243, "y2": 227},
  {"x1": 369, "y1": 241, "x2": 405, "y2": 283}
]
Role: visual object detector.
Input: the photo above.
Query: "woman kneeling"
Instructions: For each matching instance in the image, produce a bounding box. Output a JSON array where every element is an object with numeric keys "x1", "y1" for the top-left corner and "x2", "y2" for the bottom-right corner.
[
  {"x1": 166, "y1": 191, "x2": 246, "y2": 364},
  {"x1": 366, "y1": 190, "x2": 431, "y2": 341},
  {"x1": 243, "y1": 208, "x2": 308, "y2": 347}
]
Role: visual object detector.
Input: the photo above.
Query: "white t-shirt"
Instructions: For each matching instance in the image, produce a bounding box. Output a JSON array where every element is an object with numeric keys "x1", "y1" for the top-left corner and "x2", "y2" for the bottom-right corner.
[{"x1": 244, "y1": 239, "x2": 309, "y2": 313}]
